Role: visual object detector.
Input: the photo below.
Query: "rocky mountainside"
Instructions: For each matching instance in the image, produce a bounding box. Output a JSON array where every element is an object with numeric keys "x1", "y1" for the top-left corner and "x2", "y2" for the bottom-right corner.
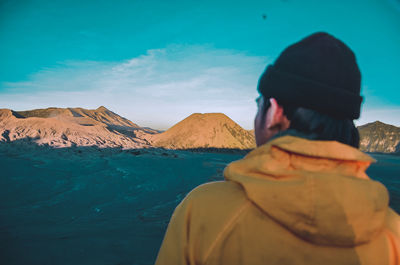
[
  {"x1": 358, "y1": 121, "x2": 400, "y2": 153},
  {"x1": 0, "y1": 107, "x2": 157, "y2": 148},
  {"x1": 2, "y1": 106, "x2": 399, "y2": 153},
  {"x1": 149, "y1": 113, "x2": 256, "y2": 149},
  {"x1": 16, "y1": 106, "x2": 139, "y2": 127}
]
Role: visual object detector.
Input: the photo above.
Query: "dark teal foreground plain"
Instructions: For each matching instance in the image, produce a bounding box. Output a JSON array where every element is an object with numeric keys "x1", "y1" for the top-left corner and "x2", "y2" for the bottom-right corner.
[{"x1": 0, "y1": 142, "x2": 398, "y2": 265}]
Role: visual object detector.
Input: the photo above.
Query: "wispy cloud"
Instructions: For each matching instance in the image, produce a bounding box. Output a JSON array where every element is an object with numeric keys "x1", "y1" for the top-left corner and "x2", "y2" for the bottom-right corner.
[
  {"x1": 2, "y1": 44, "x2": 399, "y2": 129},
  {"x1": 0, "y1": 45, "x2": 268, "y2": 129}
]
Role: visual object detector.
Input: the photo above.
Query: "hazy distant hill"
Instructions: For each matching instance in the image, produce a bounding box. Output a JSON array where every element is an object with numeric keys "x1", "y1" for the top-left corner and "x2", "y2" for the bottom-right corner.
[
  {"x1": 0, "y1": 107, "x2": 156, "y2": 148},
  {"x1": 358, "y1": 121, "x2": 400, "y2": 154},
  {"x1": 150, "y1": 113, "x2": 256, "y2": 149}
]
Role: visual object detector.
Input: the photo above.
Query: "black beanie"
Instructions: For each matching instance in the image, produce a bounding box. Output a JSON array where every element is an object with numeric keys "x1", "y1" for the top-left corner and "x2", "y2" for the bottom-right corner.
[{"x1": 258, "y1": 32, "x2": 363, "y2": 119}]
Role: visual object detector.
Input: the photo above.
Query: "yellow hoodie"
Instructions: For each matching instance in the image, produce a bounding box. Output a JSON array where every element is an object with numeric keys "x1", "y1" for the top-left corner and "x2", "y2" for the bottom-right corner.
[{"x1": 155, "y1": 136, "x2": 400, "y2": 265}]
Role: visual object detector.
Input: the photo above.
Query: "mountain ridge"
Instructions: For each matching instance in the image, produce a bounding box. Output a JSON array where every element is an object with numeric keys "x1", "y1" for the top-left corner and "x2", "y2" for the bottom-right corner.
[
  {"x1": 149, "y1": 113, "x2": 256, "y2": 149},
  {"x1": 0, "y1": 107, "x2": 257, "y2": 150},
  {"x1": 358, "y1": 120, "x2": 400, "y2": 153},
  {"x1": 0, "y1": 107, "x2": 152, "y2": 148},
  {"x1": 1, "y1": 107, "x2": 399, "y2": 153}
]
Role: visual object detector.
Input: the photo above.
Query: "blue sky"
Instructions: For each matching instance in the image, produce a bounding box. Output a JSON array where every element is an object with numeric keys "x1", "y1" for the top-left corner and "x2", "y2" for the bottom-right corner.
[{"x1": 1, "y1": 0, "x2": 399, "y2": 129}]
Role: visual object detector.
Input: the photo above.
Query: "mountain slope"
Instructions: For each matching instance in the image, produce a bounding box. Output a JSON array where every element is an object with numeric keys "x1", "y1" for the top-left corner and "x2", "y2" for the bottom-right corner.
[
  {"x1": 150, "y1": 113, "x2": 256, "y2": 149},
  {"x1": 0, "y1": 107, "x2": 154, "y2": 148},
  {"x1": 15, "y1": 106, "x2": 142, "y2": 128},
  {"x1": 3, "y1": 106, "x2": 400, "y2": 153},
  {"x1": 358, "y1": 121, "x2": 400, "y2": 153}
]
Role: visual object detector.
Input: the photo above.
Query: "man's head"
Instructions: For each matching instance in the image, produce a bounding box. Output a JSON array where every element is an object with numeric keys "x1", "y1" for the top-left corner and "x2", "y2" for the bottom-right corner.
[{"x1": 255, "y1": 32, "x2": 362, "y2": 147}]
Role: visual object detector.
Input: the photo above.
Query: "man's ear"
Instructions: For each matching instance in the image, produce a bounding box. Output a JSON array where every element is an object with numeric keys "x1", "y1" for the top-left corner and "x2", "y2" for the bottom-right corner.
[{"x1": 266, "y1": 98, "x2": 288, "y2": 130}]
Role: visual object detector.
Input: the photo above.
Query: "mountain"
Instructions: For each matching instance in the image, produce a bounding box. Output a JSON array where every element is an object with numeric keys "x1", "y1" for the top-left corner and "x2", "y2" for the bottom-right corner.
[
  {"x1": 149, "y1": 113, "x2": 256, "y2": 149},
  {"x1": 358, "y1": 121, "x2": 400, "y2": 154},
  {"x1": 2, "y1": 106, "x2": 399, "y2": 153},
  {"x1": 0, "y1": 107, "x2": 156, "y2": 148},
  {"x1": 13, "y1": 106, "x2": 140, "y2": 127}
]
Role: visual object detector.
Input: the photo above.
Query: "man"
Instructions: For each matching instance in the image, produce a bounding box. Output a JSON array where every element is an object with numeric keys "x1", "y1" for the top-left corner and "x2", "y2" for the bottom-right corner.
[{"x1": 155, "y1": 32, "x2": 400, "y2": 265}]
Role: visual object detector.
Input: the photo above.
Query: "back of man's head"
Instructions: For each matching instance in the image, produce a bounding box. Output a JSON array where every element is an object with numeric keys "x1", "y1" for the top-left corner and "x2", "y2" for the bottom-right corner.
[{"x1": 257, "y1": 32, "x2": 362, "y2": 147}]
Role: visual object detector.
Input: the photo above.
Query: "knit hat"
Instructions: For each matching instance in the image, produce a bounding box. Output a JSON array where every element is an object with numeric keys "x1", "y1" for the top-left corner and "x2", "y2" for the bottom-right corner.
[{"x1": 258, "y1": 32, "x2": 363, "y2": 119}]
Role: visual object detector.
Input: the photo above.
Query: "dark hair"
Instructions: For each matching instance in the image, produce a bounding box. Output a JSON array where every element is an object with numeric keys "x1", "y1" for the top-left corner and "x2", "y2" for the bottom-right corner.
[{"x1": 261, "y1": 96, "x2": 360, "y2": 148}]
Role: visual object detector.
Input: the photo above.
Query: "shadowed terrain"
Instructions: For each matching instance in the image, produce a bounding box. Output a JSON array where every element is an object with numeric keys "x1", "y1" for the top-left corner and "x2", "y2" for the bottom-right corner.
[{"x1": 0, "y1": 140, "x2": 399, "y2": 265}]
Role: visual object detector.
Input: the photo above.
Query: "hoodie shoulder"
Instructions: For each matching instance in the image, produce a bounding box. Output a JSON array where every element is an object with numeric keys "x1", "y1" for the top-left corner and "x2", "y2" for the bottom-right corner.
[
  {"x1": 184, "y1": 181, "x2": 249, "y2": 215},
  {"x1": 181, "y1": 181, "x2": 251, "y2": 263}
]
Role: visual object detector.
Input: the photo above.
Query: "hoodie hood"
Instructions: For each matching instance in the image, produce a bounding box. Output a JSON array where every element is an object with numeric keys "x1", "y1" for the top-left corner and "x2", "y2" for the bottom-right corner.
[{"x1": 224, "y1": 135, "x2": 389, "y2": 247}]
